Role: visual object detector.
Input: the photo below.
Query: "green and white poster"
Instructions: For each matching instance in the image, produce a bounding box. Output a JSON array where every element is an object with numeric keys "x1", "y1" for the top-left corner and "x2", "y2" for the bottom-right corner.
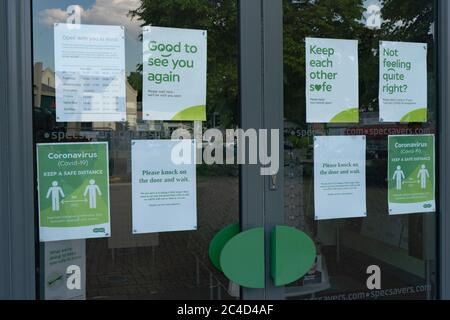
[
  {"x1": 306, "y1": 37, "x2": 359, "y2": 123},
  {"x1": 143, "y1": 26, "x2": 207, "y2": 121},
  {"x1": 37, "y1": 142, "x2": 111, "y2": 242},
  {"x1": 379, "y1": 41, "x2": 428, "y2": 123},
  {"x1": 388, "y1": 135, "x2": 435, "y2": 215}
]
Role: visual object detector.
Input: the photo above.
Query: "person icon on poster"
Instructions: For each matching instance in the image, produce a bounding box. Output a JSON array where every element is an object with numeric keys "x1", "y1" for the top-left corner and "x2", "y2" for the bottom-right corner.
[
  {"x1": 84, "y1": 179, "x2": 102, "y2": 209},
  {"x1": 46, "y1": 181, "x2": 65, "y2": 212},
  {"x1": 417, "y1": 165, "x2": 430, "y2": 189},
  {"x1": 393, "y1": 166, "x2": 406, "y2": 190}
]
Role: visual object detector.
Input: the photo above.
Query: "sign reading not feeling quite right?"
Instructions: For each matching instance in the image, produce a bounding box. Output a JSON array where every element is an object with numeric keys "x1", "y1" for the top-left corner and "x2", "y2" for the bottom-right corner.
[{"x1": 379, "y1": 41, "x2": 428, "y2": 123}]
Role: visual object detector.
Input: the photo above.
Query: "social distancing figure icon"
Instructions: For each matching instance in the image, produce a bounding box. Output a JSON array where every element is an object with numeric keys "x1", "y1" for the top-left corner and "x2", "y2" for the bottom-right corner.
[
  {"x1": 417, "y1": 164, "x2": 430, "y2": 189},
  {"x1": 46, "y1": 181, "x2": 65, "y2": 212},
  {"x1": 84, "y1": 179, "x2": 102, "y2": 209},
  {"x1": 393, "y1": 166, "x2": 405, "y2": 191}
]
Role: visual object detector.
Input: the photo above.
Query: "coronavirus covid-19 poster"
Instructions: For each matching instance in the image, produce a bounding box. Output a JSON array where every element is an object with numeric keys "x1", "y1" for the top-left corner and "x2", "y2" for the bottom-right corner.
[
  {"x1": 388, "y1": 135, "x2": 435, "y2": 215},
  {"x1": 37, "y1": 142, "x2": 111, "y2": 242}
]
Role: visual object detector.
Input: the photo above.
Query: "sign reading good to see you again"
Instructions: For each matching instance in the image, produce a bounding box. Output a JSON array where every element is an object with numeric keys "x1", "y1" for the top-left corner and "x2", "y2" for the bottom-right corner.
[
  {"x1": 143, "y1": 26, "x2": 207, "y2": 121},
  {"x1": 379, "y1": 41, "x2": 428, "y2": 123},
  {"x1": 306, "y1": 37, "x2": 359, "y2": 123}
]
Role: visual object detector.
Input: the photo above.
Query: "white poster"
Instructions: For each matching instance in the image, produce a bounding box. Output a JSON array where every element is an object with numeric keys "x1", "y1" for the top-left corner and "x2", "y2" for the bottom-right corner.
[
  {"x1": 54, "y1": 23, "x2": 126, "y2": 122},
  {"x1": 132, "y1": 140, "x2": 197, "y2": 234},
  {"x1": 306, "y1": 38, "x2": 359, "y2": 123},
  {"x1": 43, "y1": 240, "x2": 86, "y2": 300},
  {"x1": 143, "y1": 26, "x2": 207, "y2": 121},
  {"x1": 314, "y1": 136, "x2": 366, "y2": 220},
  {"x1": 379, "y1": 41, "x2": 428, "y2": 123}
]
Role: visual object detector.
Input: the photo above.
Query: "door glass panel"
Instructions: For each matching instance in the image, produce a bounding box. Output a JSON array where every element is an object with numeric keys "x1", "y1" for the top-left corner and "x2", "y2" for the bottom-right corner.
[
  {"x1": 283, "y1": 0, "x2": 437, "y2": 300},
  {"x1": 32, "y1": 0, "x2": 239, "y2": 300}
]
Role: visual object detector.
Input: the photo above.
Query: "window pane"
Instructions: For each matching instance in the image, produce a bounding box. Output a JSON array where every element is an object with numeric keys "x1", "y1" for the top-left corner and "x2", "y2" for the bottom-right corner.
[
  {"x1": 32, "y1": 0, "x2": 239, "y2": 300},
  {"x1": 283, "y1": 0, "x2": 437, "y2": 300}
]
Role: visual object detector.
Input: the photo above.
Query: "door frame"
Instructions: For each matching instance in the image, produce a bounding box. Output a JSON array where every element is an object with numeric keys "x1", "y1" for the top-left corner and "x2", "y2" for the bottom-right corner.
[
  {"x1": 0, "y1": 0, "x2": 36, "y2": 300},
  {"x1": 438, "y1": 0, "x2": 450, "y2": 300}
]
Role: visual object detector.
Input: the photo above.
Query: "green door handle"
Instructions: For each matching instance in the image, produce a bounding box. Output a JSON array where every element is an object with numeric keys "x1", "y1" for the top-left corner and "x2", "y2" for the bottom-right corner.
[{"x1": 209, "y1": 224, "x2": 316, "y2": 288}]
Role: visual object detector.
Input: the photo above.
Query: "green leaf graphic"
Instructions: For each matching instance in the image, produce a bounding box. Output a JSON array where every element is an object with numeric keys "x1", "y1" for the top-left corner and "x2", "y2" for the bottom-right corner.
[
  {"x1": 171, "y1": 105, "x2": 206, "y2": 121},
  {"x1": 330, "y1": 108, "x2": 359, "y2": 123},
  {"x1": 399, "y1": 108, "x2": 427, "y2": 123}
]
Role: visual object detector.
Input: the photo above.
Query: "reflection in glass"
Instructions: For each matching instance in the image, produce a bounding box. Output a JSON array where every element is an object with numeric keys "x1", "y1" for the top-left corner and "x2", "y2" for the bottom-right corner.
[
  {"x1": 283, "y1": 0, "x2": 437, "y2": 300},
  {"x1": 33, "y1": 0, "x2": 239, "y2": 300}
]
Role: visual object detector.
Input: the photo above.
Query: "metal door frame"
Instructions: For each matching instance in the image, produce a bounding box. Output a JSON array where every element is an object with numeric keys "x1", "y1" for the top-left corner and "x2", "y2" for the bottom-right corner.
[
  {"x1": 239, "y1": 0, "x2": 284, "y2": 300},
  {"x1": 0, "y1": 0, "x2": 36, "y2": 300}
]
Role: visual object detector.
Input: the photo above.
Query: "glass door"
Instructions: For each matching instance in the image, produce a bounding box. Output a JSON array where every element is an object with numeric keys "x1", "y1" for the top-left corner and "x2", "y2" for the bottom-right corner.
[
  {"x1": 32, "y1": 0, "x2": 239, "y2": 300},
  {"x1": 281, "y1": 0, "x2": 437, "y2": 300}
]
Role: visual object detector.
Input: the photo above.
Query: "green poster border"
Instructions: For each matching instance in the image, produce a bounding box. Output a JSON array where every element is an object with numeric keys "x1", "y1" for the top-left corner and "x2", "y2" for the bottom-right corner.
[
  {"x1": 36, "y1": 142, "x2": 111, "y2": 239},
  {"x1": 387, "y1": 134, "x2": 436, "y2": 211}
]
